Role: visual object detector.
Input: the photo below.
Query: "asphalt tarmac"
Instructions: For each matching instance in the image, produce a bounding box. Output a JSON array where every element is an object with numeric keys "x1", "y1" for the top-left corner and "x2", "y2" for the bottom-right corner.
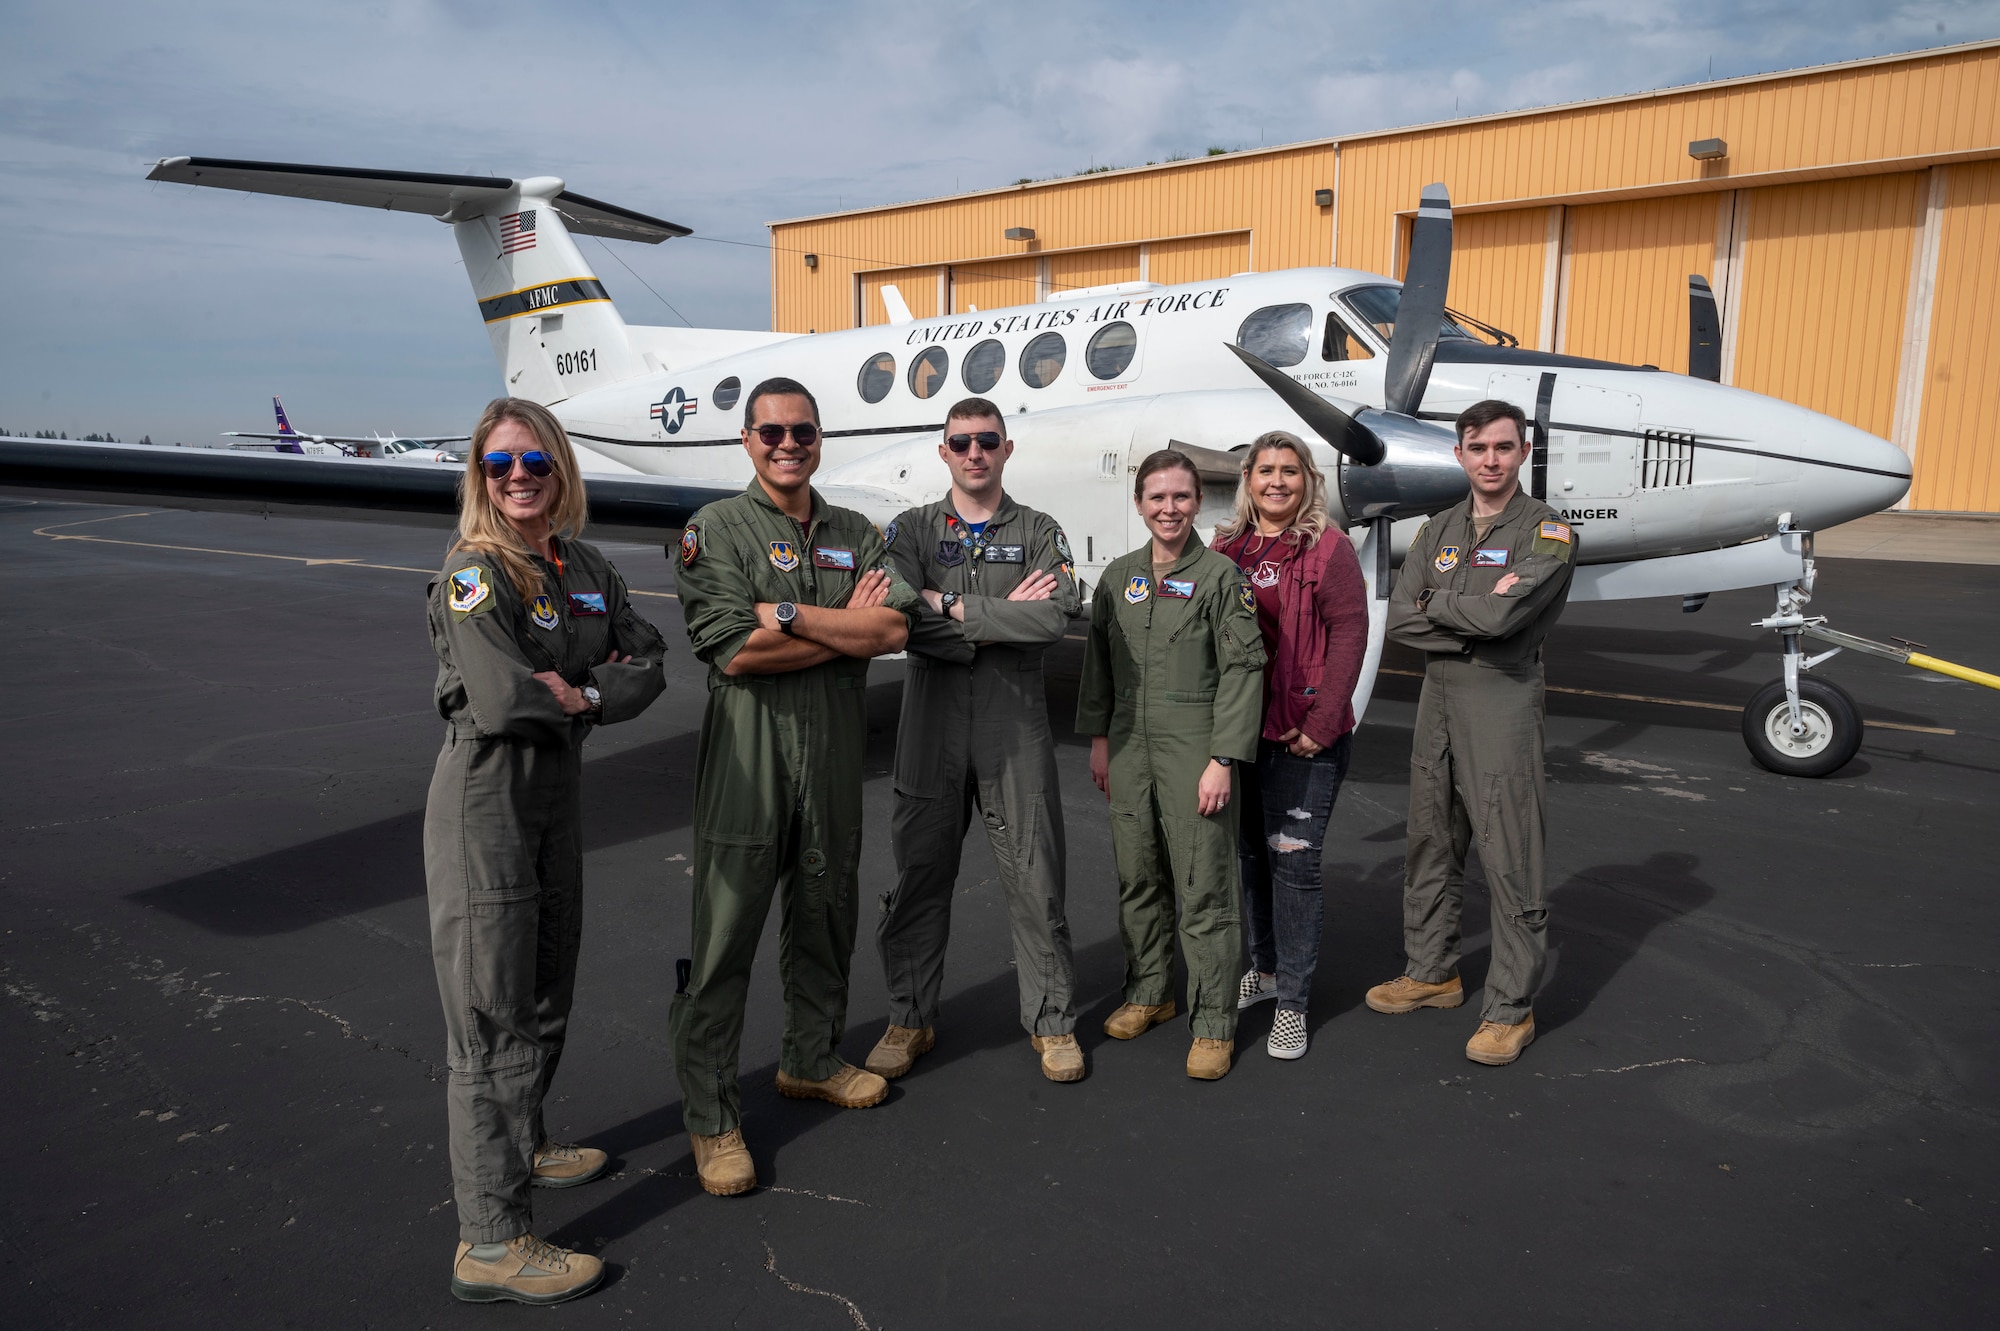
[{"x1": 3, "y1": 498, "x2": 1995, "y2": 1329}]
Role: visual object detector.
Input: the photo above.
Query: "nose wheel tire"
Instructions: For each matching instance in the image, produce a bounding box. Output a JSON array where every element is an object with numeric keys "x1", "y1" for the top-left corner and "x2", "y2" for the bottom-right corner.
[{"x1": 1741, "y1": 676, "x2": 1863, "y2": 777}]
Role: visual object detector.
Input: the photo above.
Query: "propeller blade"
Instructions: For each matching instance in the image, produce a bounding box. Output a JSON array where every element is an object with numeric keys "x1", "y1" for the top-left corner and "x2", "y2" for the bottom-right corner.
[
  {"x1": 1224, "y1": 343, "x2": 1386, "y2": 466},
  {"x1": 1687, "y1": 274, "x2": 1722, "y2": 381},
  {"x1": 1382, "y1": 182, "x2": 1453, "y2": 416}
]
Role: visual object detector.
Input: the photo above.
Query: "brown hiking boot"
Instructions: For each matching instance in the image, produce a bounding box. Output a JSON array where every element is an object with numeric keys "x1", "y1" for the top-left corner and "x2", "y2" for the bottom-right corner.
[
  {"x1": 1186, "y1": 1037, "x2": 1234, "y2": 1080},
  {"x1": 1364, "y1": 974, "x2": 1465, "y2": 1014},
  {"x1": 1466, "y1": 1013, "x2": 1536, "y2": 1066},
  {"x1": 451, "y1": 1233, "x2": 603, "y2": 1305},
  {"x1": 864, "y1": 1024, "x2": 936, "y2": 1079},
  {"x1": 775, "y1": 1063, "x2": 889, "y2": 1108},
  {"x1": 690, "y1": 1127, "x2": 756, "y2": 1196},
  {"x1": 1102, "y1": 1000, "x2": 1177, "y2": 1040},
  {"x1": 1032, "y1": 1033, "x2": 1086, "y2": 1082},
  {"x1": 531, "y1": 1141, "x2": 609, "y2": 1189}
]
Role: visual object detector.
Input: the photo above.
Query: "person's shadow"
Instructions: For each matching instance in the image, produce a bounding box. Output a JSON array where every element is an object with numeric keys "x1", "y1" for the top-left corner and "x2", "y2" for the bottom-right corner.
[{"x1": 1535, "y1": 850, "x2": 1716, "y2": 1031}]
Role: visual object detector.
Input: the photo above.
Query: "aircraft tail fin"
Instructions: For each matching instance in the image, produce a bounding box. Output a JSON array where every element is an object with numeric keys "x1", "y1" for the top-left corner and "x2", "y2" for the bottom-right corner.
[{"x1": 272, "y1": 396, "x2": 299, "y2": 437}]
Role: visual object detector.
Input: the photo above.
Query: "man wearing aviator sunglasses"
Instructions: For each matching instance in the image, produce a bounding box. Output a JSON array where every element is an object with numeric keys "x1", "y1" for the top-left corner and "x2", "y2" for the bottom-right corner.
[
  {"x1": 669, "y1": 376, "x2": 920, "y2": 1199},
  {"x1": 866, "y1": 396, "x2": 1088, "y2": 1086}
]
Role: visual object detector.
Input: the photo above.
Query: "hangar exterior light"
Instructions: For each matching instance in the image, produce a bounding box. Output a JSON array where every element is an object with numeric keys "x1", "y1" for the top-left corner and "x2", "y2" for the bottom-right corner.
[
  {"x1": 1005, "y1": 227, "x2": 1036, "y2": 241},
  {"x1": 1688, "y1": 138, "x2": 1728, "y2": 160},
  {"x1": 1314, "y1": 188, "x2": 1333, "y2": 207},
  {"x1": 803, "y1": 253, "x2": 818, "y2": 269}
]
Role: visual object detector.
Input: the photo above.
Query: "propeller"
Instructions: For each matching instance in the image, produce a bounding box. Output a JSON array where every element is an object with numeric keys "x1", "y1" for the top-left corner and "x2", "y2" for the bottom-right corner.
[
  {"x1": 1687, "y1": 274, "x2": 1722, "y2": 382},
  {"x1": 1382, "y1": 182, "x2": 1453, "y2": 416},
  {"x1": 1224, "y1": 342, "x2": 1386, "y2": 466}
]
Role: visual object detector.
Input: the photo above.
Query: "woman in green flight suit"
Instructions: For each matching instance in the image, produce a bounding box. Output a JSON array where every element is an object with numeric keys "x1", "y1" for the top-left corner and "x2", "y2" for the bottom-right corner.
[
  {"x1": 422, "y1": 397, "x2": 668, "y2": 1306},
  {"x1": 1077, "y1": 449, "x2": 1265, "y2": 1080}
]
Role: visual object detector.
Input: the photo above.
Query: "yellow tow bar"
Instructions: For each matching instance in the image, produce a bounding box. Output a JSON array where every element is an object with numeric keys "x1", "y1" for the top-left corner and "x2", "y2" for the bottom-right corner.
[{"x1": 1803, "y1": 626, "x2": 2000, "y2": 692}]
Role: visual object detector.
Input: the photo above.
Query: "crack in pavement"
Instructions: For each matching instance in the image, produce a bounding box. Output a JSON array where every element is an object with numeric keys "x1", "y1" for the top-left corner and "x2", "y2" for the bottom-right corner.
[
  {"x1": 1539, "y1": 1057, "x2": 1708, "y2": 1079},
  {"x1": 624, "y1": 1168, "x2": 871, "y2": 1207},
  {"x1": 762, "y1": 1238, "x2": 874, "y2": 1329}
]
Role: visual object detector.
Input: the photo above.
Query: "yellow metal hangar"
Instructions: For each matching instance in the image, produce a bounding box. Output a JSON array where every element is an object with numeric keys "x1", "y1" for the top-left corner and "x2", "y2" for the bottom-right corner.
[{"x1": 769, "y1": 39, "x2": 2000, "y2": 515}]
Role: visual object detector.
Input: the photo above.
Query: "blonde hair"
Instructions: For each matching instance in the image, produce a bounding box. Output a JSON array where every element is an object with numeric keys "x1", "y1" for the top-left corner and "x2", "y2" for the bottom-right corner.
[
  {"x1": 448, "y1": 397, "x2": 588, "y2": 603},
  {"x1": 1213, "y1": 430, "x2": 1331, "y2": 547}
]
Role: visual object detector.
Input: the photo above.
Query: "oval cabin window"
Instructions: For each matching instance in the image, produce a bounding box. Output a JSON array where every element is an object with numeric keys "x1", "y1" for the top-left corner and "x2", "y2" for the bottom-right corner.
[
  {"x1": 712, "y1": 376, "x2": 743, "y2": 412},
  {"x1": 908, "y1": 346, "x2": 949, "y2": 400},
  {"x1": 1235, "y1": 303, "x2": 1314, "y2": 368},
  {"x1": 961, "y1": 338, "x2": 1005, "y2": 393},
  {"x1": 1019, "y1": 332, "x2": 1067, "y2": 389},
  {"x1": 1085, "y1": 321, "x2": 1137, "y2": 380},
  {"x1": 857, "y1": 352, "x2": 896, "y2": 404}
]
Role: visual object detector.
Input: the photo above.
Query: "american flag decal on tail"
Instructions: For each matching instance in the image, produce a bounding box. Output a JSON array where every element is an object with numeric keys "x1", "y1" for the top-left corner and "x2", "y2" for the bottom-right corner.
[{"x1": 498, "y1": 211, "x2": 537, "y2": 254}]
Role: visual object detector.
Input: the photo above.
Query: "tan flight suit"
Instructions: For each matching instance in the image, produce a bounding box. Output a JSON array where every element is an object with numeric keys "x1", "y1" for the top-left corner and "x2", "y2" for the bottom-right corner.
[
  {"x1": 670, "y1": 482, "x2": 920, "y2": 1137},
  {"x1": 1387, "y1": 488, "x2": 1576, "y2": 1024},
  {"x1": 1076, "y1": 536, "x2": 1265, "y2": 1040},
  {"x1": 878, "y1": 495, "x2": 1085, "y2": 1037},
  {"x1": 423, "y1": 538, "x2": 667, "y2": 1244}
]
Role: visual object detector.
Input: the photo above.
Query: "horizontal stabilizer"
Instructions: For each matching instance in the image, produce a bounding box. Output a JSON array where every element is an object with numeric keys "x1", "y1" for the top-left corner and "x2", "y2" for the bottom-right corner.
[{"x1": 146, "y1": 157, "x2": 690, "y2": 243}]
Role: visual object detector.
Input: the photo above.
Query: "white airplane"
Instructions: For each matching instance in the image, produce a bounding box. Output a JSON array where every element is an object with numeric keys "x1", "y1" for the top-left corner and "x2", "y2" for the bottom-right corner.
[
  {"x1": 225, "y1": 395, "x2": 467, "y2": 462},
  {"x1": 6, "y1": 157, "x2": 1956, "y2": 776}
]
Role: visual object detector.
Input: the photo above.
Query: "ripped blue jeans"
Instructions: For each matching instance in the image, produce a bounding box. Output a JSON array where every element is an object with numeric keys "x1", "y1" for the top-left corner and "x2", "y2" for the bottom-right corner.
[{"x1": 1237, "y1": 733, "x2": 1352, "y2": 1014}]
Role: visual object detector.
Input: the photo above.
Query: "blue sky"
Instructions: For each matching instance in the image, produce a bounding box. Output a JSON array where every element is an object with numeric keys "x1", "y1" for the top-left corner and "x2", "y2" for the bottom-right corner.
[{"x1": 2, "y1": 1, "x2": 1993, "y2": 442}]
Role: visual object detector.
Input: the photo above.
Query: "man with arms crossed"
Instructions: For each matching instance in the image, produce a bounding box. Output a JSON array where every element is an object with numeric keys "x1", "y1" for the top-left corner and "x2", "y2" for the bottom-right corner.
[
  {"x1": 671, "y1": 377, "x2": 920, "y2": 1195},
  {"x1": 1367, "y1": 399, "x2": 1576, "y2": 1066},
  {"x1": 867, "y1": 397, "x2": 1088, "y2": 1083}
]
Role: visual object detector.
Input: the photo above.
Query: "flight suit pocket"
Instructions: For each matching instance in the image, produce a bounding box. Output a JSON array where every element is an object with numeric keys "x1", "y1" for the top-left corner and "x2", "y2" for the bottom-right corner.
[
  {"x1": 1478, "y1": 771, "x2": 1534, "y2": 879},
  {"x1": 466, "y1": 889, "x2": 538, "y2": 1009},
  {"x1": 1407, "y1": 759, "x2": 1449, "y2": 839}
]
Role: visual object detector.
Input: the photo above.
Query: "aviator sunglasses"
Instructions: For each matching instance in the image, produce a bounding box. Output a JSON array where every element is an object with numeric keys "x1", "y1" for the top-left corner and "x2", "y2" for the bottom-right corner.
[
  {"x1": 945, "y1": 431, "x2": 1003, "y2": 454},
  {"x1": 481, "y1": 450, "x2": 556, "y2": 480},
  {"x1": 751, "y1": 422, "x2": 821, "y2": 447}
]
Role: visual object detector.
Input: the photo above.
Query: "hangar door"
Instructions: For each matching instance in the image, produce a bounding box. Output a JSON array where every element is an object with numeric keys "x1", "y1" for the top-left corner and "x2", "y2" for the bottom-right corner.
[
  {"x1": 860, "y1": 266, "x2": 943, "y2": 326},
  {"x1": 1914, "y1": 160, "x2": 2000, "y2": 512},
  {"x1": 1445, "y1": 207, "x2": 1554, "y2": 350},
  {"x1": 1147, "y1": 231, "x2": 1251, "y2": 285},
  {"x1": 1558, "y1": 195, "x2": 1721, "y2": 372},
  {"x1": 950, "y1": 257, "x2": 1040, "y2": 314}
]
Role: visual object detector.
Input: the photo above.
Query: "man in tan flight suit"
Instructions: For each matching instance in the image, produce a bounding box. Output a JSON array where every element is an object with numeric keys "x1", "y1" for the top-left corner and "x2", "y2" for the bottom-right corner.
[
  {"x1": 1366, "y1": 399, "x2": 1576, "y2": 1066},
  {"x1": 866, "y1": 397, "x2": 1087, "y2": 1084}
]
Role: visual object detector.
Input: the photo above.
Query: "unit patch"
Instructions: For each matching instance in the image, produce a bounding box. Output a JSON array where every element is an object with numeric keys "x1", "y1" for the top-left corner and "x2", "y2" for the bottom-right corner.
[
  {"x1": 984, "y1": 544, "x2": 1025, "y2": 563},
  {"x1": 1238, "y1": 583, "x2": 1256, "y2": 614},
  {"x1": 1434, "y1": 545, "x2": 1461, "y2": 573},
  {"x1": 883, "y1": 519, "x2": 899, "y2": 550},
  {"x1": 1251, "y1": 560, "x2": 1282, "y2": 589},
  {"x1": 768, "y1": 540, "x2": 801, "y2": 572},
  {"x1": 1538, "y1": 521, "x2": 1572, "y2": 544},
  {"x1": 447, "y1": 566, "x2": 491, "y2": 615},
  {"x1": 1053, "y1": 528, "x2": 1074, "y2": 563},
  {"x1": 1159, "y1": 577, "x2": 1195, "y2": 599},
  {"x1": 679, "y1": 525, "x2": 700, "y2": 567},
  {"x1": 530, "y1": 594, "x2": 561, "y2": 630},
  {"x1": 813, "y1": 546, "x2": 856, "y2": 571},
  {"x1": 568, "y1": 591, "x2": 607, "y2": 615},
  {"x1": 1473, "y1": 547, "x2": 1510, "y2": 568},
  {"x1": 936, "y1": 540, "x2": 966, "y2": 568},
  {"x1": 1124, "y1": 575, "x2": 1150, "y2": 604}
]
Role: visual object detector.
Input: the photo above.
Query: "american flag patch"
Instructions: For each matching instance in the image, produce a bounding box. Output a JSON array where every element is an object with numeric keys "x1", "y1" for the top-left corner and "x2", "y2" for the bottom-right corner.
[{"x1": 498, "y1": 211, "x2": 537, "y2": 254}]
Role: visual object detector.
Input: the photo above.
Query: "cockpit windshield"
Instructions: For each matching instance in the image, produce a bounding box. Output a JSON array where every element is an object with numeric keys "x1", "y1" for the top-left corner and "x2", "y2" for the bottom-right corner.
[{"x1": 1340, "y1": 285, "x2": 1479, "y2": 348}]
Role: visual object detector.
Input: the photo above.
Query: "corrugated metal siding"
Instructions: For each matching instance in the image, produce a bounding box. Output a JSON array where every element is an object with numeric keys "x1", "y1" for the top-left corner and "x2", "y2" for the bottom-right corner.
[
  {"x1": 1148, "y1": 232, "x2": 1251, "y2": 285},
  {"x1": 1914, "y1": 160, "x2": 2000, "y2": 510},
  {"x1": 1049, "y1": 246, "x2": 1142, "y2": 294},
  {"x1": 1559, "y1": 195, "x2": 1719, "y2": 368},
  {"x1": 948, "y1": 256, "x2": 1039, "y2": 314},
  {"x1": 1732, "y1": 173, "x2": 1921, "y2": 438},
  {"x1": 1448, "y1": 207, "x2": 1552, "y2": 350},
  {"x1": 860, "y1": 266, "x2": 942, "y2": 327}
]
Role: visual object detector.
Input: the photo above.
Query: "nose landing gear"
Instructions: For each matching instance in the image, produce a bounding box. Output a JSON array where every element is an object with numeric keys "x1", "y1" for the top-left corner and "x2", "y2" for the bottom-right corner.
[{"x1": 1745, "y1": 526, "x2": 1863, "y2": 776}]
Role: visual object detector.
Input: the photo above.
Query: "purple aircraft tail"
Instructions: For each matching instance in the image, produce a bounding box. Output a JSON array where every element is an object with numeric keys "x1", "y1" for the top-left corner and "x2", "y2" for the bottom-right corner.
[{"x1": 272, "y1": 396, "x2": 304, "y2": 453}]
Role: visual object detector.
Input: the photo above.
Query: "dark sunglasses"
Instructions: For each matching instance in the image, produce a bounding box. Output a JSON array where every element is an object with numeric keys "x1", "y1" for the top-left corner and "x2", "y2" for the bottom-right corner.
[
  {"x1": 751, "y1": 422, "x2": 821, "y2": 447},
  {"x1": 480, "y1": 450, "x2": 555, "y2": 480},
  {"x1": 945, "y1": 431, "x2": 1003, "y2": 454}
]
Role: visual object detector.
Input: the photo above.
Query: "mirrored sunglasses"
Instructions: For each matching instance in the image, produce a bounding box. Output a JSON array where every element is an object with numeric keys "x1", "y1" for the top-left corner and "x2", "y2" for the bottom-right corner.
[{"x1": 480, "y1": 450, "x2": 555, "y2": 480}]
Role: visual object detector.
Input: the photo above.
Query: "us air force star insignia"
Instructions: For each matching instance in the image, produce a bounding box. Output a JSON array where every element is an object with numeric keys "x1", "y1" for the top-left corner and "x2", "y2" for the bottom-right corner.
[
  {"x1": 1238, "y1": 584, "x2": 1256, "y2": 614},
  {"x1": 447, "y1": 566, "x2": 490, "y2": 614},
  {"x1": 1125, "y1": 575, "x2": 1150, "y2": 604},
  {"x1": 679, "y1": 526, "x2": 700, "y2": 567},
  {"x1": 1434, "y1": 545, "x2": 1461, "y2": 573},
  {"x1": 530, "y1": 594, "x2": 560, "y2": 630},
  {"x1": 768, "y1": 540, "x2": 800, "y2": 572}
]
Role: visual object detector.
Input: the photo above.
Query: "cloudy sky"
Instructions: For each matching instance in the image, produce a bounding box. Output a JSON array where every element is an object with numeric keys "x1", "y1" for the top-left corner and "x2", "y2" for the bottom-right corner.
[{"x1": 3, "y1": 1, "x2": 1993, "y2": 443}]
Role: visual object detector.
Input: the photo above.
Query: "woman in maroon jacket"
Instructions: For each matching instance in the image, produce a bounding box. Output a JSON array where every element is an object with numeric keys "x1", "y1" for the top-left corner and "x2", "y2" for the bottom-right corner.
[{"x1": 1212, "y1": 431, "x2": 1369, "y2": 1059}]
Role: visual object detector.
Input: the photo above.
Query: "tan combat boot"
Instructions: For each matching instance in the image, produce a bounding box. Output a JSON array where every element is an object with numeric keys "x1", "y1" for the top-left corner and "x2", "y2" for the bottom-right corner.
[
  {"x1": 451, "y1": 1233, "x2": 603, "y2": 1305},
  {"x1": 531, "y1": 1140, "x2": 609, "y2": 1189},
  {"x1": 690, "y1": 1127, "x2": 756, "y2": 1196},
  {"x1": 1031, "y1": 1033, "x2": 1086, "y2": 1082},
  {"x1": 864, "y1": 1024, "x2": 936, "y2": 1079},
  {"x1": 1364, "y1": 974, "x2": 1465, "y2": 1014},
  {"x1": 1102, "y1": 1000, "x2": 1177, "y2": 1040},
  {"x1": 1186, "y1": 1037, "x2": 1234, "y2": 1080},
  {"x1": 775, "y1": 1063, "x2": 890, "y2": 1108},
  {"x1": 1465, "y1": 1013, "x2": 1536, "y2": 1066}
]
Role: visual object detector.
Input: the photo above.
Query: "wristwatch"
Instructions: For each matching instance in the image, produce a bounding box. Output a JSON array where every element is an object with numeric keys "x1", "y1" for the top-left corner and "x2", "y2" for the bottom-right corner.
[
  {"x1": 775, "y1": 601, "x2": 799, "y2": 635},
  {"x1": 1416, "y1": 587, "x2": 1436, "y2": 612},
  {"x1": 1211, "y1": 756, "x2": 1234, "y2": 767},
  {"x1": 939, "y1": 591, "x2": 961, "y2": 614},
  {"x1": 581, "y1": 685, "x2": 602, "y2": 715}
]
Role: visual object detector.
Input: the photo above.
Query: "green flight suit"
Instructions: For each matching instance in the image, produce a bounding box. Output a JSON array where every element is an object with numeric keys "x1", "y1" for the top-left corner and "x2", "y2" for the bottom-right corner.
[
  {"x1": 670, "y1": 481, "x2": 920, "y2": 1137},
  {"x1": 879, "y1": 495, "x2": 1085, "y2": 1037},
  {"x1": 422, "y1": 537, "x2": 667, "y2": 1244},
  {"x1": 1076, "y1": 536, "x2": 1265, "y2": 1040},
  {"x1": 1387, "y1": 488, "x2": 1577, "y2": 1025}
]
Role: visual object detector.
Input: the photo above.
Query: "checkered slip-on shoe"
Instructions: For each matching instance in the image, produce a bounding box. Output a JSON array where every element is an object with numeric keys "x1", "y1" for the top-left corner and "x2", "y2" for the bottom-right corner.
[
  {"x1": 1237, "y1": 969, "x2": 1278, "y2": 1010},
  {"x1": 1267, "y1": 1009, "x2": 1308, "y2": 1060}
]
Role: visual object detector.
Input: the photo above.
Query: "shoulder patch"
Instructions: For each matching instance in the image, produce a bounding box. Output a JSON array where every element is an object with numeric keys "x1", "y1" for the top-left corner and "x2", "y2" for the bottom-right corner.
[
  {"x1": 1238, "y1": 582, "x2": 1256, "y2": 615},
  {"x1": 1539, "y1": 520, "x2": 1572, "y2": 545},
  {"x1": 884, "y1": 518, "x2": 899, "y2": 550},
  {"x1": 679, "y1": 525, "x2": 700, "y2": 567},
  {"x1": 1053, "y1": 526, "x2": 1074, "y2": 564},
  {"x1": 447, "y1": 566, "x2": 491, "y2": 615}
]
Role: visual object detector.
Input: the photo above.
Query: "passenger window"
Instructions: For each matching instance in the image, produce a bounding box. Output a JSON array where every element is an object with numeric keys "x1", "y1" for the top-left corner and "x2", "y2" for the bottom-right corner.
[
  {"x1": 1235, "y1": 303, "x2": 1313, "y2": 367},
  {"x1": 908, "y1": 346, "x2": 949, "y2": 400},
  {"x1": 961, "y1": 338, "x2": 1006, "y2": 392},
  {"x1": 712, "y1": 376, "x2": 742, "y2": 412},
  {"x1": 857, "y1": 352, "x2": 896, "y2": 404},
  {"x1": 1019, "y1": 332, "x2": 1067, "y2": 388},
  {"x1": 1085, "y1": 321, "x2": 1138, "y2": 380},
  {"x1": 1322, "y1": 314, "x2": 1374, "y2": 362}
]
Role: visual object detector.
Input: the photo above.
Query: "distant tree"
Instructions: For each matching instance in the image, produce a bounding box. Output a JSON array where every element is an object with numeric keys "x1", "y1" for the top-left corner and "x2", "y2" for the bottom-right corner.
[{"x1": 140, "y1": 434, "x2": 153, "y2": 445}]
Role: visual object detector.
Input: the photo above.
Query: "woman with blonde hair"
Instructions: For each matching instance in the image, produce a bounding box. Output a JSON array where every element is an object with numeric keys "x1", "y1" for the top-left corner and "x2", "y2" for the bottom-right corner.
[
  {"x1": 1211, "y1": 431, "x2": 1368, "y2": 1060},
  {"x1": 422, "y1": 397, "x2": 668, "y2": 1305}
]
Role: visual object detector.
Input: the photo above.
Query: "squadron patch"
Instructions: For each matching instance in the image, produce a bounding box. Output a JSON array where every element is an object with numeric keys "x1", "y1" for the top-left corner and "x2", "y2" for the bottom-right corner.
[
  {"x1": 884, "y1": 518, "x2": 899, "y2": 550},
  {"x1": 447, "y1": 566, "x2": 491, "y2": 615},
  {"x1": 1124, "y1": 575, "x2": 1150, "y2": 604},
  {"x1": 768, "y1": 540, "x2": 800, "y2": 572},
  {"x1": 1434, "y1": 545, "x2": 1461, "y2": 573},
  {"x1": 813, "y1": 546, "x2": 856, "y2": 570},
  {"x1": 530, "y1": 594, "x2": 560, "y2": 630},
  {"x1": 1159, "y1": 577, "x2": 1195, "y2": 599},
  {"x1": 679, "y1": 525, "x2": 700, "y2": 568},
  {"x1": 936, "y1": 540, "x2": 966, "y2": 568},
  {"x1": 568, "y1": 591, "x2": 607, "y2": 615},
  {"x1": 1053, "y1": 528, "x2": 1074, "y2": 564},
  {"x1": 1473, "y1": 547, "x2": 1510, "y2": 568},
  {"x1": 1238, "y1": 583, "x2": 1256, "y2": 614}
]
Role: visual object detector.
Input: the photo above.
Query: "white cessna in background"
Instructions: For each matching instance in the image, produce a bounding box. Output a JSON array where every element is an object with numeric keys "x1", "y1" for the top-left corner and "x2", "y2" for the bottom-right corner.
[{"x1": 4, "y1": 157, "x2": 1946, "y2": 775}]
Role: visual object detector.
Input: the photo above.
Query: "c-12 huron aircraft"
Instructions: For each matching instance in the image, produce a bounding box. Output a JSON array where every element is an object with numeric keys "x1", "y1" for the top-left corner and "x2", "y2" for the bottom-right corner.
[{"x1": 1, "y1": 157, "x2": 1946, "y2": 777}]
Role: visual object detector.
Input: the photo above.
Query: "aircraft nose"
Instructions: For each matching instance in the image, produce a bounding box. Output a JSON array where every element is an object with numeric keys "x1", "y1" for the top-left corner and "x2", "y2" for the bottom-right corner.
[{"x1": 1792, "y1": 415, "x2": 1912, "y2": 529}]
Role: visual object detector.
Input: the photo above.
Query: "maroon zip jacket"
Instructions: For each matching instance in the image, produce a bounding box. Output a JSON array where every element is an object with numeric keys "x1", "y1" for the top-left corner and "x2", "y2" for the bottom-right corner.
[{"x1": 1213, "y1": 523, "x2": 1370, "y2": 748}]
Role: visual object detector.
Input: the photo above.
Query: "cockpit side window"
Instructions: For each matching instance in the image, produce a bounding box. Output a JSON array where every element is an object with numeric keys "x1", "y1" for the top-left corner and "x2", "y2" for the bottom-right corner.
[
  {"x1": 1235, "y1": 303, "x2": 1314, "y2": 368},
  {"x1": 1340, "y1": 285, "x2": 1477, "y2": 348},
  {"x1": 1323, "y1": 313, "x2": 1375, "y2": 362}
]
